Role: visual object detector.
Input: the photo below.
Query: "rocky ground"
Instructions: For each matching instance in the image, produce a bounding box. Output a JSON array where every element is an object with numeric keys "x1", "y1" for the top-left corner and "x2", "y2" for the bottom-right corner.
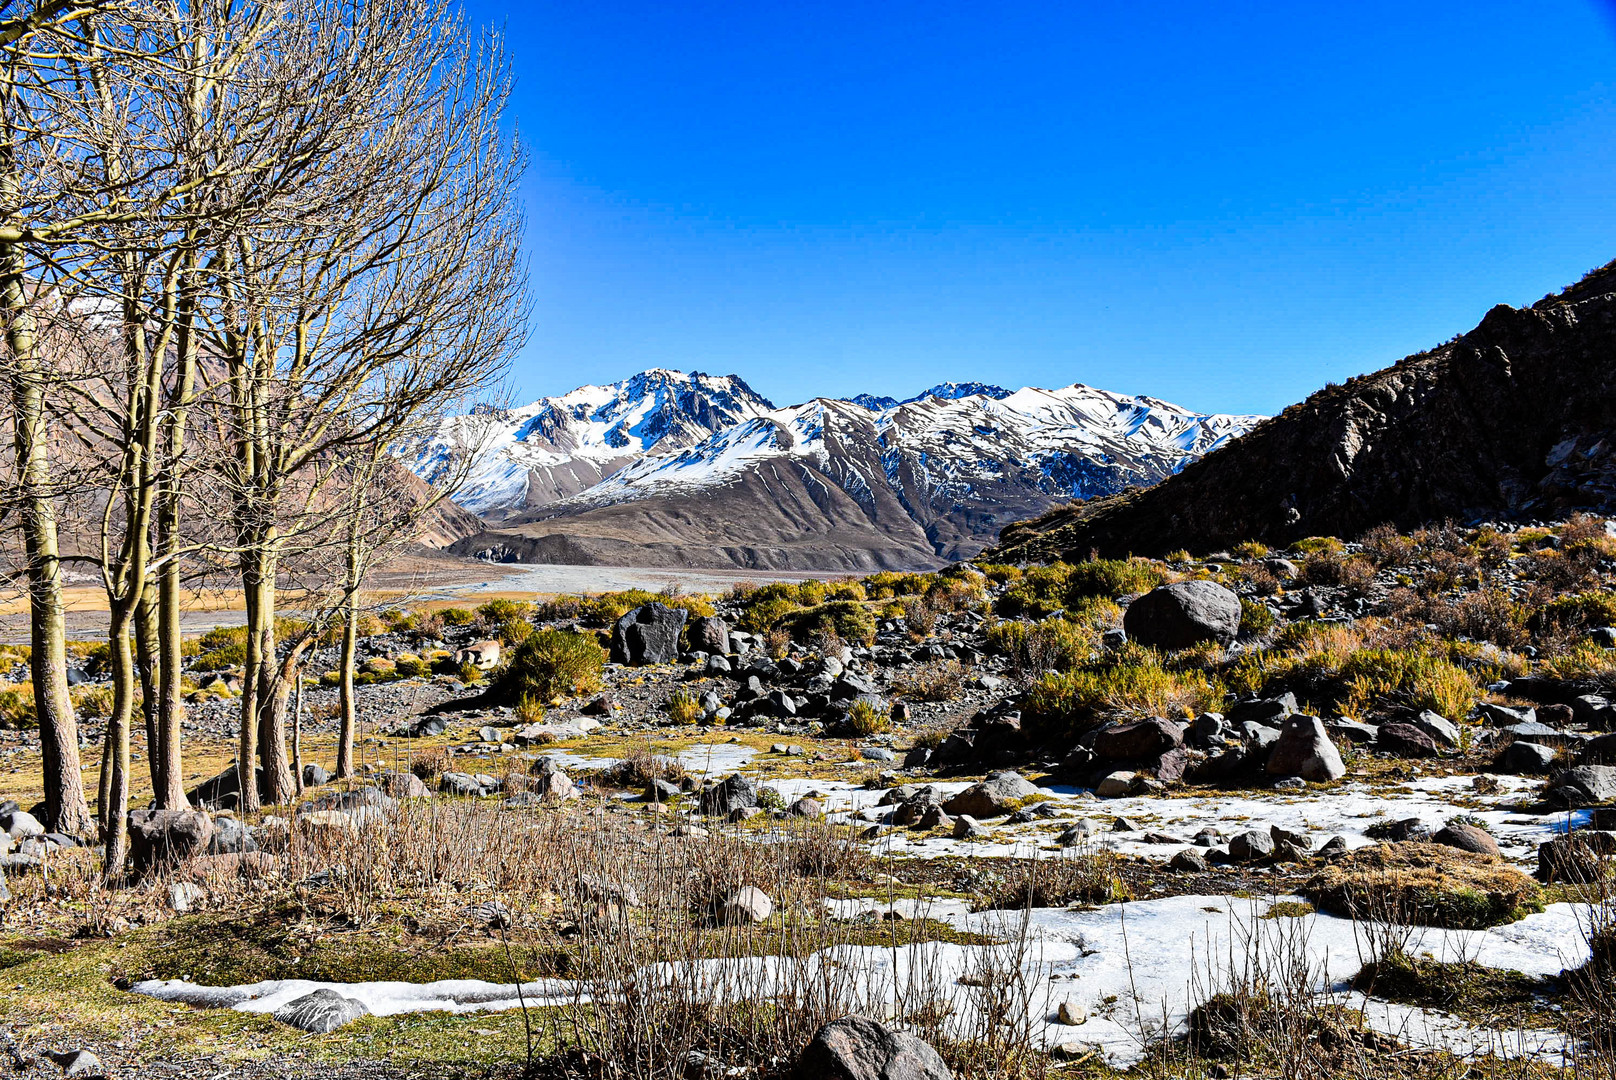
[{"x1": 3, "y1": 519, "x2": 1616, "y2": 1078}]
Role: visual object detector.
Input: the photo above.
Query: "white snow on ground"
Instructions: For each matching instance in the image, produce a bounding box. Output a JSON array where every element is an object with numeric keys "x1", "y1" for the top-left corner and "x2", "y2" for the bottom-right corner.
[{"x1": 132, "y1": 897, "x2": 1593, "y2": 1067}]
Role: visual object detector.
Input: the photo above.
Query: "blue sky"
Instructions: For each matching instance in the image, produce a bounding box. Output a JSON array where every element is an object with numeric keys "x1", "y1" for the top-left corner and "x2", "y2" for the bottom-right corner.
[{"x1": 461, "y1": 1, "x2": 1616, "y2": 416}]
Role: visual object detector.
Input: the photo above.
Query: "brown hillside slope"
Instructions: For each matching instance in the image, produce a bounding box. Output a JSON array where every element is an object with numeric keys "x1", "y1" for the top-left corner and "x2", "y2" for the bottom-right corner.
[{"x1": 990, "y1": 260, "x2": 1616, "y2": 562}]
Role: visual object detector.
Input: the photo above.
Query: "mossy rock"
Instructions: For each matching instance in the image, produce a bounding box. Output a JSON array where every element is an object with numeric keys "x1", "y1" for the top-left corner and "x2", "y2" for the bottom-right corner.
[{"x1": 1304, "y1": 842, "x2": 1542, "y2": 929}]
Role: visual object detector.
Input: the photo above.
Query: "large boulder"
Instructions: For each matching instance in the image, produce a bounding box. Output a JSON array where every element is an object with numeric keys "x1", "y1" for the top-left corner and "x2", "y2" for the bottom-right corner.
[
  {"x1": 1376, "y1": 722, "x2": 1441, "y2": 758},
  {"x1": 1093, "y1": 717, "x2": 1183, "y2": 762},
  {"x1": 611, "y1": 602, "x2": 689, "y2": 666},
  {"x1": 1496, "y1": 741, "x2": 1556, "y2": 774},
  {"x1": 453, "y1": 639, "x2": 501, "y2": 671},
  {"x1": 792, "y1": 1015, "x2": 953, "y2": 1080},
  {"x1": 273, "y1": 989, "x2": 369, "y2": 1032},
  {"x1": 688, "y1": 615, "x2": 732, "y2": 656},
  {"x1": 1433, "y1": 822, "x2": 1500, "y2": 857},
  {"x1": 1549, "y1": 765, "x2": 1616, "y2": 805},
  {"x1": 128, "y1": 808, "x2": 213, "y2": 874},
  {"x1": 1123, "y1": 581, "x2": 1241, "y2": 649},
  {"x1": 942, "y1": 771, "x2": 1037, "y2": 818},
  {"x1": 699, "y1": 773, "x2": 758, "y2": 817},
  {"x1": 1264, "y1": 716, "x2": 1346, "y2": 782}
]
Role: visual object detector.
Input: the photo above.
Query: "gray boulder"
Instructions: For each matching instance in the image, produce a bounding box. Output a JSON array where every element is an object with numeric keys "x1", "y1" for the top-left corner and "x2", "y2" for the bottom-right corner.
[
  {"x1": 792, "y1": 1015, "x2": 953, "y2": 1080},
  {"x1": 611, "y1": 602, "x2": 689, "y2": 666},
  {"x1": 273, "y1": 988, "x2": 369, "y2": 1032},
  {"x1": 688, "y1": 615, "x2": 732, "y2": 656},
  {"x1": 1123, "y1": 581, "x2": 1242, "y2": 649},
  {"x1": 1497, "y1": 741, "x2": 1557, "y2": 774},
  {"x1": 0, "y1": 809, "x2": 44, "y2": 839},
  {"x1": 439, "y1": 771, "x2": 488, "y2": 798},
  {"x1": 128, "y1": 808, "x2": 213, "y2": 874},
  {"x1": 720, "y1": 886, "x2": 774, "y2": 925},
  {"x1": 1093, "y1": 717, "x2": 1183, "y2": 762},
  {"x1": 1412, "y1": 710, "x2": 1462, "y2": 749},
  {"x1": 699, "y1": 773, "x2": 759, "y2": 817},
  {"x1": 1228, "y1": 829, "x2": 1275, "y2": 862},
  {"x1": 1549, "y1": 765, "x2": 1616, "y2": 804},
  {"x1": 1265, "y1": 716, "x2": 1346, "y2": 781},
  {"x1": 942, "y1": 771, "x2": 1037, "y2": 817},
  {"x1": 1433, "y1": 822, "x2": 1499, "y2": 857}
]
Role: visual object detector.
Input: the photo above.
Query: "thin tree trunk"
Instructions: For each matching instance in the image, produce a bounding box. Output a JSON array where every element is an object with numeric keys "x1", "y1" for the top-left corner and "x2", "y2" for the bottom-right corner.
[
  {"x1": 103, "y1": 602, "x2": 135, "y2": 874},
  {"x1": 135, "y1": 579, "x2": 160, "y2": 795},
  {"x1": 336, "y1": 593, "x2": 358, "y2": 778},
  {"x1": 291, "y1": 673, "x2": 303, "y2": 795}
]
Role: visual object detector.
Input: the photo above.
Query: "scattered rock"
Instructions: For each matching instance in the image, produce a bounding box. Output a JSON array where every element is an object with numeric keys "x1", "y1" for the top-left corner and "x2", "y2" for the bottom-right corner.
[
  {"x1": 792, "y1": 1015, "x2": 954, "y2": 1080},
  {"x1": 1093, "y1": 717, "x2": 1184, "y2": 761},
  {"x1": 1265, "y1": 715, "x2": 1346, "y2": 781},
  {"x1": 273, "y1": 988, "x2": 370, "y2": 1032},
  {"x1": 1433, "y1": 823, "x2": 1500, "y2": 857},
  {"x1": 611, "y1": 602, "x2": 689, "y2": 666},
  {"x1": 1123, "y1": 581, "x2": 1242, "y2": 649},
  {"x1": 1094, "y1": 771, "x2": 1136, "y2": 798},
  {"x1": 1169, "y1": 849, "x2": 1209, "y2": 872},
  {"x1": 1228, "y1": 830, "x2": 1275, "y2": 862},
  {"x1": 128, "y1": 808, "x2": 213, "y2": 875},
  {"x1": 1496, "y1": 741, "x2": 1557, "y2": 774},
  {"x1": 720, "y1": 886, "x2": 774, "y2": 925},
  {"x1": 941, "y1": 771, "x2": 1037, "y2": 817}
]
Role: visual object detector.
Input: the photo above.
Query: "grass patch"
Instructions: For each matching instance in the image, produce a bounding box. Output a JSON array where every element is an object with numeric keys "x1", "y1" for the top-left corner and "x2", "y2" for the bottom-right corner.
[{"x1": 1304, "y1": 842, "x2": 1543, "y2": 929}]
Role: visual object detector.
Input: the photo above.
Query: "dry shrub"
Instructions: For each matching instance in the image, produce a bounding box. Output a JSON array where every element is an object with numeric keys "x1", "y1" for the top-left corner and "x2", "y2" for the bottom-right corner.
[
  {"x1": 1359, "y1": 522, "x2": 1415, "y2": 567},
  {"x1": 976, "y1": 849, "x2": 1127, "y2": 911},
  {"x1": 667, "y1": 688, "x2": 702, "y2": 724},
  {"x1": 410, "y1": 746, "x2": 448, "y2": 782},
  {"x1": 502, "y1": 628, "x2": 606, "y2": 701},
  {"x1": 1303, "y1": 842, "x2": 1542, "y2": 929},
  {"x1": 1564, "y1": 859, "x2": 1616, "y2": 1078},
  {"x1": 1299, "y1": 550, "x2": 1377, "y2": 594},
  {"x1": 600, "y1": 744, "x2": 686, "y2": 789},
  {"x1": 895, "y1": 660, "x2": 964, "y2": 702}
]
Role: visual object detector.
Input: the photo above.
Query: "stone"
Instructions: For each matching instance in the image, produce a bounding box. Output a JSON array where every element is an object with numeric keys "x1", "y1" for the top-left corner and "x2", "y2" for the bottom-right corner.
[
  {"x1": 378, "y1": 771, "x2": 433, "y2": 799},
  {"x1": 302, "y1": 763, "x2": 330, "y2": 787},
  {"x1": 413, "y1": 716, "x2": 448, "y2": 738},
  {"x1": 699, "y1": 773, "x2": 759, "y2": 817},
  {"x1": 1433, "y1": 823, "x2": 1500, "y2": 857},
  {"x1": 1270, "y1": 825, "x2": 1311, "y2": 851},
  {"x1": 862, "y1": 747, "x2": 897, "y2": 763},
  {"x1": 1412, "y1": 710, "x2": 1462, "y2": 749},
  {"x1": 273, "y1": 988, "x2": 370, "y2": 1032},
  {"x1": 168, "y1": 881, "x2": 206, "y2": 913},
  {"x1": 43, "y1": 1050, "x2": 102, "y2": 1078},
  {"x1": 1190, "y1": 712, "x2": 1228, "y2": 748},
  {"x1": 1057, "y1": 1000, "x2": 1087, "y2": 1025},
  {"x1": 128, "y1": 808, "x2": 213, "y2": 874},
  {"x1": 792, "y1": 1015, "x2": 954, "y2": 1080},
  {"x1": 1265, "y1": 715, "x2": 1346, "y2": 781},
  {"x1": 688, "y1": 615, "x2": 732, "y2": 656},
  {"x1": 1497, "y1": 741, "x2": 1557, "y2": 774},
  {"x1": 1228, "y1": 830, "x2": 1275, "y2": 862},
  {"x1": 1092, "y1": 717, "x2": 1183, "y2": 761},
  {"x1": 1477, "y1": 702, "x2": 1536, "y2": 726},
  {"x1": 1057, "y1": 820, "x2": 1097, "y2": 846},
  {"x1": 788, "y1": 797, "x2": 824, "y2": 819},
  {"x1": 646, "y1": 778, "x2": 681, "y2": 802},
  {"x1": 913, "y1": 805, "x2": 954, "y2": 831},
  {"x1": 1, "y1": 809, "x2": 44, "y2": 839},
  {"x1": 1192, "y1": 828, "x2": 1224, "y2": 847},
  {"x1": 1538, "y1": 832, "x2": 1616, "y2": 883},
  {"x1": 1376, "y1": 722, "x2": 1441, "y2": 758},
  {"x1": 941, "y1": 771, "x2": 1037, "y2": 818},
  {"x1": 1580, "y1": 732, "x2": 1616, "y2": 765},
  {"x1": 439, "y1": 771, "x2": 487, "y2": 797},
  {"x1": 1226, "y1": 694, "x2": 1298, "y2": 727},
  {"x1": 1123, "y1": 581, "x2": 1242, "y2": 649},
  {"x1": 1319, "y1": 836, "x2": 1349, "y2": 856},
  {"x1": 1169, "y1": 848, "x2": 1209, "y2": 872},
  {"x1": 537, "y1": 767, "x2": 578, "y2": 803},
  {"x1": 206, "y1": 815, "x2": 258, "y2": 856},
  {"x1": 1326, "y1": 718, "x2": 1378, "y2": 744},
  {"x1": 952, "y1": 815, "x2": 988, "y2": 839},
  {"x1": 1094, "y1": 771, "x2": 1136, "y2": 798},
  {"x1": 611, "y1": 602, "x2": 689, "y2": 666},
  {"x1": 720, "y1": 886, "x2": 774, "y2": 925},
  {"x1": 453, "y1": 639, "x2": 501, "y2": 670},
  {"x1": 1549, "y1": 765, "x2": 1616, "y2": 804}
]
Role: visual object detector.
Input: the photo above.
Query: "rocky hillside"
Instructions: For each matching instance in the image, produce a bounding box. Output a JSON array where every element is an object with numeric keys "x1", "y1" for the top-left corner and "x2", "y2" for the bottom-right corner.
[
  {"x1": 992, "y1": 260, "x2": 1616, "y2": 562},
  {"x1": 434, "y1": 379, "x2": 1259, "y2": 571}
]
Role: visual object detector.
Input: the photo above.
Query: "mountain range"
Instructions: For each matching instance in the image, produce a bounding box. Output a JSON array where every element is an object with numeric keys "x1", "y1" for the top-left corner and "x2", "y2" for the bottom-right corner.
[
  {"x1": 413, "y1": 370, "x2": 1262, "y2": 570},
  {"x1": 991, "y1": 259, "x2": 1616, "y2": 562}
]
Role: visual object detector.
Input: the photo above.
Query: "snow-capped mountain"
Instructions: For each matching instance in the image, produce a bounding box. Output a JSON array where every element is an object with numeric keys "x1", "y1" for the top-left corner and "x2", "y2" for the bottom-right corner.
[
  {"x1": 420, "y1": 371, "x2": 1265, "y2": 570},
  {"x1": 411, "y1": 369, "x2": 774, "y2": 517}
]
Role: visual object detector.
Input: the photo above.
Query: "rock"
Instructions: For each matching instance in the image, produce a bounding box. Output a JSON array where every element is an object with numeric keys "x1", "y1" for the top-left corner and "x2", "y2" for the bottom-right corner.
[
  {"x1": 1538, "y1": 832, "x2": 1616, "y2": 883},
  {"x1": 1548, "y1": 765, "x2": 1616, "y2": 805},
  {"x1": 1227, "y1": 694, "x2": 1298, "y2": 727},
  {"x1": 1271, "y1": 838, "x2": 1311, "y2": 863},
  {"x1": 699, "y1": 773, "x2": 759, "y2": 817},
  {"x1": 1265, "y1": 715, "x2": 1346, "y2": 781},
  {"x1": 1, "y1": 809, "x2": 44, "y2": 839},
  {"x1": 168, "y1": 881, "x2": 206, "y2": 912},
  {"x1": 1094, "y1": 771, "x2": 1136, "y2": 798},
  {"x1": 1151, "y1": 748, "x2": 1192, "y2": 784},
  {"x1": 1093, "y1": 717, "x2": 1183, "y2": 762},
  {"x1": 1580, "y1": 732, "x2": 1616, "y2": 765},
  {"x1": 1192, "y1": 828, "x2": 1224, "y2": 846},
  {"x1": 1375, "y1": 818, "x2": 1432, "y2": 843},
  {"x1": 128, "y1": 808, "x2": 213, "y2": 874},
  {"x1": 413, "y1": 716, "x2": 448, "y2": 738},
  {"x1": 611, "y1": 602, "x2": 689, "y2": 666},
  {"x1": 536, "y1": 767, "x2": 578, "y2": 803},
  {"x1": 913, "y1": 806, "x2": 954, "y2": 831},
  {"x1": 273, "y1": 988, "x2": 370, "y2": 1032},
  {"x1": 1477, "y1": 702, "x2": 1536, "y2": 726},
  {"x1": 688, "y1": 615, "x2": 732, "y2": 655},
  {"x1": 378, "y1": 771, "x2": 432, "y2": 799},
  {"x1": 646, "y1": 778, "x2": 681, "y2": 802},
  {"x1": 1270, "y1": 825, "x2": 1311, "y2": 851},
  {"x1": 788, "y1": 797, "x2": 824, "y2": 819},
  {"x1": 1228, "y1": 830, "x2": 1275, "y2": 862},
  {"x1": 453, "y1": 639, "x2": 501, "y2": 670},
  {"x1": 1057, "y1": 820, "x2": 1097, "y2": 846},
  {"x1": 302, "y1": 763, "x2": 330, "y2": 787},
  {"x1": 952, "y1": 815, "x2": 988, "y2": 839},
  {"x1": 439, "y1": 771, "x2": 487, "y2": 797},
  {"x1": 1412, "y1": 710, "x2": 1462, "y2": 749},
  {"x1": 1123, "y1": 581, "x2": 1242, "y2": 649},
  {"x1": 1169, "y1": 848, "x2": 1209, "y2": 872},
  {"x1": 1496, "y1": 741, "x2": 1557, "y2": 774},
  {"x1": 1326, "y1": 718, "x2": 1378, "y2": 744},
  {"x1": 206, "y1": 816, "x2": 258, "y2": 856},
  {"x1": 1190, "y1": 712, "x2": 1228, "y2": 748},
  {"x1": 792, "y1": 1015, "x2": 954, "y2": 1080},
  {"x1": 720, "y1": 886, "x2": 774, "y2": 925},
  {"x1": 43, "y1": 1050, "x2": 102, "y2": 1078},
  {"x1": 862, "y1": 747, "x2": 897, "y2": 763},
  {"x1": 1433, "y1": 823, "x2": 1500, "y2": 857},
  {"x1": 1319, "y1": 836, "x2": 1349, "y2": 856},
  {"x1": 1377, "y1": 722, "x2": 1441, "y2": 758},
  {"x1": 941, "y1": 771, "x2": 1037, "y2": 817}
]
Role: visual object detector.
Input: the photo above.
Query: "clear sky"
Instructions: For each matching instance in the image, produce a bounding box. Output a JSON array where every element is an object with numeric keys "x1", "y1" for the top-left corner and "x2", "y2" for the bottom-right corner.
[{"x1": 459, "y1": 0, "x2": 1616, "y2": 416}]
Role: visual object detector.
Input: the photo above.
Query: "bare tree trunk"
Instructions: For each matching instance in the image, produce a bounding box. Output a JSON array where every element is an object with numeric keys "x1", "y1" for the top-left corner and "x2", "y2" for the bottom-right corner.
[
  {"x1": 135, "y1": 578, "x2": 160, "y2": 795},
  {"x1": 103, "y1": 602, "x2": 135, "y2": 874},
  {"x1": 3, "y1": 253, "x2": 90, "y2": 836},
  {"x1": 336, "y1": 592, "x2": 358, "y2": 778},
  {"x1": 291, "y1": 674, "x2": 303, "y2": 795}
]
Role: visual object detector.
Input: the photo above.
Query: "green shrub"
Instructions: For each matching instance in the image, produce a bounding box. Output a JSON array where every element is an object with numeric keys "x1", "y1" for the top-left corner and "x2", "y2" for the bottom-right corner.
[
  {"x1": 0, "y1": 684, "x2": 36, "y2": 728},
  {"x1": 795, "y1": 580, "x2": 827, "y2": 606},
  {"x1": 824, "y1": 579, "x2": 867, "y2": 601},
  {"x1": 1533, "y1": 591, "x2": 1616, "y2": 633},
  {"x1": 476, "y1": 598, "x2": 533, "y2": 624},
  {"x1": 985, "y1": 617, "x2": 1094, "y2": 674},
  {"x1": 740, "y1": 596, "x2": 803, "y2": 633},
  {"x1": 1064, "y1": 557, "x2": 1166, "y2": 600},
  {"x1": 439, "y1": 607, "x2": 476, "y2": 627},
  {"x1": 845, "y1": 698, "x2": 889, "y2": 735},
  {"x1": 1339, "y1": 649, "x2": 1478, "y2": 719},
  {"x1": 395, "y1": 654, "x2": 429, "y2": 678},
  {"x1": 1231, "y1": 541, "x2": 1269, "y2": 559},
  {"x1": 502, "y1": 628, "x2": 606, "y2": 702},
  {"x1": 667, "y1": 688, "x2": 702, "y2": 724},
  {"x1": 193, "y1": 644, "x2": 246, "y2": 672},
  {"x1": 1238, "y1": 598, "x2": 1276, "y2": 637},
  {"x1": 1024, "y1": 642, "x2": 1224, "y2": 742},
  {"x1": 974, "y1": 562, "x2": 1024, "y2": 584},
  {"x1": 775, "y1": 600, "x2": 877, "y2": 646},
  {"x1": 589, "y1": 589, "x2": 717, "y2": 624},
  {"x1": 1293, "y1": 536, "x2": 1345, "y2": 556}
]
